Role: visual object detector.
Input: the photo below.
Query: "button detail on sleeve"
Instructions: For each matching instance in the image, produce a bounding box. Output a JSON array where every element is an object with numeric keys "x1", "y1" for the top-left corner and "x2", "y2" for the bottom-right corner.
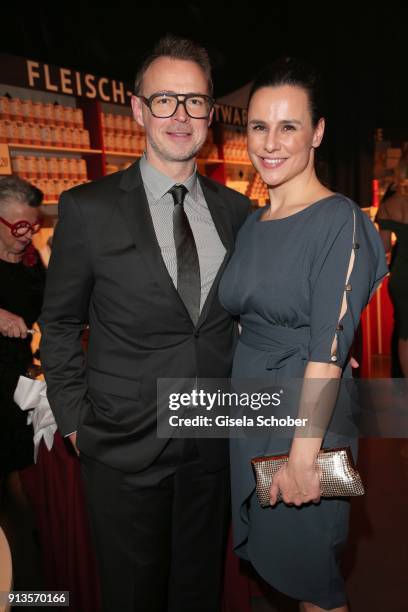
[{"x1": 330, "y1": 355, "x2": 338, "y2": 362}]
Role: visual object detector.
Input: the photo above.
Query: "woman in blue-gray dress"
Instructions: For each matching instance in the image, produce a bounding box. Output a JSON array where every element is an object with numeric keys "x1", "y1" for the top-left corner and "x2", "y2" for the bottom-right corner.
[{"x1": 219, "y1": 59, "x2": 388, "y2": 611}]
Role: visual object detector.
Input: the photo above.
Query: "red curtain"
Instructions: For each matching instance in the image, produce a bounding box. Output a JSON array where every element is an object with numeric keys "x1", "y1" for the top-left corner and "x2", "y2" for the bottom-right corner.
[{"x1": 20, "y1": 432, "x2": 101, "y2": 612}]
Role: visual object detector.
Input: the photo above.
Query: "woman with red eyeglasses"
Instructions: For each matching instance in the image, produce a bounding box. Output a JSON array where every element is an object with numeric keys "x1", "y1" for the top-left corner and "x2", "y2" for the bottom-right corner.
[{"x1": 0, "y1": 175, "x2": 44, "y2": 486}]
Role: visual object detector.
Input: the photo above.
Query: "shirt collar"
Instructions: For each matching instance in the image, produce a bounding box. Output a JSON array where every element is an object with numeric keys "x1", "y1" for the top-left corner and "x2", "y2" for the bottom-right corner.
[{"x1": 139, "y1": 153, "x2": 198, "y2": 202}]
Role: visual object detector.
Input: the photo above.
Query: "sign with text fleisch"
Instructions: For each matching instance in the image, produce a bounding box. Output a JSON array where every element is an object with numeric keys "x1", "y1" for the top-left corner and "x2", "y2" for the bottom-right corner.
[
  {"x1": 0, "y1": 54, "x2": 132, "y2": 105},
  {"x1": 0, "y1": 54, "x2": 247, "y2": 127}
]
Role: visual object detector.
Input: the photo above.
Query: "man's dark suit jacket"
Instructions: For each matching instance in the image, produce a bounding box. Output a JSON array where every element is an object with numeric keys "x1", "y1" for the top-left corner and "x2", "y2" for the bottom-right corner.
[{"x1": 40, "y1": 161, "x2": 250, "y2": 473}]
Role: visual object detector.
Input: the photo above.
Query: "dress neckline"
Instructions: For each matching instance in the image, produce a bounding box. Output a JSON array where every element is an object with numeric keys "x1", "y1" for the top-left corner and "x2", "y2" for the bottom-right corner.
[{"x1": 256, "y1": 194, "x2": 339, "y2": 224}]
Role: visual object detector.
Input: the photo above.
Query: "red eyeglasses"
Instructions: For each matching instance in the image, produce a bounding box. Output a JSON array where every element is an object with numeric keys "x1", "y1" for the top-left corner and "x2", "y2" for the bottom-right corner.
[{"x1": 0, "y1": 216, "x2": 41, "y2": 237}]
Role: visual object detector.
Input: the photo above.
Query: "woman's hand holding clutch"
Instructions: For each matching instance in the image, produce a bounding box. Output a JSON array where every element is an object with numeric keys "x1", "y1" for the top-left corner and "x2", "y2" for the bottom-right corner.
[{"x1": 269, "y1": 461, "x2": 321, "y2": 507}]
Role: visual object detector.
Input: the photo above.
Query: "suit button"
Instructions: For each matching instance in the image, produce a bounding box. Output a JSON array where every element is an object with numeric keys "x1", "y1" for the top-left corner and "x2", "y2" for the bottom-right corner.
[{"x1": 194, "y1": 331, "x2": 200, "y2": 338}]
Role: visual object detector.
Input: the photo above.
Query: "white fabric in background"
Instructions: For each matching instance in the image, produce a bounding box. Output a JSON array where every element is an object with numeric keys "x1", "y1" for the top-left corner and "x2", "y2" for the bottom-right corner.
[{"x1": 14, "y1": 376, "x2": 57, "y2": 462}]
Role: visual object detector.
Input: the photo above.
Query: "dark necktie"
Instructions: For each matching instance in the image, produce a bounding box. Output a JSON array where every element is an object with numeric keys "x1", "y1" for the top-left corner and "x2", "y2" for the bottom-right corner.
[{"x1": 169, "y1": 184, "x2": 201, "y2": 324}]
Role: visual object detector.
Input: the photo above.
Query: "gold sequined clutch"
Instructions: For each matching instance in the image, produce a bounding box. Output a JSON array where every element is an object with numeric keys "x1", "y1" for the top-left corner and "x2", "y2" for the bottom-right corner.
[{"x1": 251, "y1": 447, "x2": 364, "y2": 507}]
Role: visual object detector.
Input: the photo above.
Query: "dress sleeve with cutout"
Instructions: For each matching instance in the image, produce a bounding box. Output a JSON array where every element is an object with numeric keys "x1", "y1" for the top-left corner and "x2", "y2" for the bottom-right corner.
[{"x1": 308, "y1": 199, "x2": 388, "y2": 368}]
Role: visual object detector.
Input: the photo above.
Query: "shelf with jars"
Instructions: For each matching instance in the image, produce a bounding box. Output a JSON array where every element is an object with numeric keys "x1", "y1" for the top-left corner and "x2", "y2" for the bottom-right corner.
[
  {"x1": 214, "y1": 126, "x2": 256, "y2": 197},
  {"x1": 101, "y1": 108, "x2": 145, "y2": 159},
  {"x1": 219, "y1": 126, "x2": 251, "y2": 163},
  {"x1": 245, "y1": 172, "x2": 268, "y2": 205},
  {"x1": 0, "y1": 84, "x2": 103, "y2": 205},
  {"x1": 7, "y1": 143, "x2": 101, "y2": 154},
  {"x1": 0, "y1": 59, "x2": 262, "y2": 210},
  {"x1": 0, "y1": 94, "x2": 92, "y2": 151},
  {"x1": 11, "y1": 154, "x2": 89, "y2": 204}
]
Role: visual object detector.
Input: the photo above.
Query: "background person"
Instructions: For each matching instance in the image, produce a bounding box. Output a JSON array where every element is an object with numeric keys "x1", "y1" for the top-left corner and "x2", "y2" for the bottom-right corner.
[
  {"x1": 0, "y1": 174, "x2": 44, "y2": 484},
  {"x1": 376, "y1": 150, "x2": 408, "y2": 377}
]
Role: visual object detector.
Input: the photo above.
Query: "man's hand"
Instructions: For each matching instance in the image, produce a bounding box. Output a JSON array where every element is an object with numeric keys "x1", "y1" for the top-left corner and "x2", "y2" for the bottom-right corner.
[
  {"x1": 68, "y1": 432, "x2": 79, "y2": 456},
  {"x1": 0, "y1": 308, "x2": 28, "y2": 338}
]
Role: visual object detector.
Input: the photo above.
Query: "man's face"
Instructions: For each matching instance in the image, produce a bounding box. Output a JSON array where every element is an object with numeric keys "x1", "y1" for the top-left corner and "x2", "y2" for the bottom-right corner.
[{"x1": 131, "y1": 57, "x2": 212, "y2": 171}]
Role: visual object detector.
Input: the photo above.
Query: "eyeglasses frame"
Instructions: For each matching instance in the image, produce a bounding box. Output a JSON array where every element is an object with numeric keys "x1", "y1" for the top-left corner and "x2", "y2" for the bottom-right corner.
[
  {"x1": 0, "y1": 216, "x2": 41, "y2": 237},
  {"x1": 138, "y1": 92, "x2": 215, "y2": 119}
]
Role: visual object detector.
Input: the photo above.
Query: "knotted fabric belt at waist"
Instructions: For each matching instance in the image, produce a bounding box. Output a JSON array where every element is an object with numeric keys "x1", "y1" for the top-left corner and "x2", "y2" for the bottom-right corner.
[{"x1": 239, "y1": 324, "x2": 310, "y2": 369}]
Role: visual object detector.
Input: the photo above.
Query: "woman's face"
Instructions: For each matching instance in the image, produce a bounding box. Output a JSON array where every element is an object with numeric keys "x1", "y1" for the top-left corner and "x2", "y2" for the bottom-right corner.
[
  {"x1": 0, "y1": 201, "x2": 39, "y2": 259},
  {"x1": 247, "y1": 84, "x2": 324, "y2": 188}
]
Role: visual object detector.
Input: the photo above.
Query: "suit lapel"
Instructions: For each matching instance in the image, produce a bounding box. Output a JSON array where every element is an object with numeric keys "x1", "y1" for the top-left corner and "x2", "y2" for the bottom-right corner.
[
  {"x1": 198, "y1": 174, "x2": 234, "y2": 253},
  {"x1": 117, "y1": 163, "x2": 236, "y2": 328},
  {"x1": 196, "y1": 175, "x2": 234, "y2": 327},
  {"x1": 118, "y1": 162, "x2": 185, "y2": 309}
]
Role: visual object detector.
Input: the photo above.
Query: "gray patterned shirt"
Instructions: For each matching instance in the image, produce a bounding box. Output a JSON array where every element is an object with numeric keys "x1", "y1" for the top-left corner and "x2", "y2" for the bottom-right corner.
[{"x1": 139, "y1": 155, "x2": 226, "y2": 312}]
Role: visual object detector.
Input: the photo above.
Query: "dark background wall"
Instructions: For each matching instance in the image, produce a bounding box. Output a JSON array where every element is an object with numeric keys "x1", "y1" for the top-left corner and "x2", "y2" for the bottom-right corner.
[{"x1": 2, "y1": 2, "x2": 407, "y2": 203}]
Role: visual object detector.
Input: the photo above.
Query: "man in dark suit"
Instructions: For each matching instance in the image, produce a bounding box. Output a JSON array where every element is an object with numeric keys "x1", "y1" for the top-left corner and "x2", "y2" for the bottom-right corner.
[{"x1": 40, "y1": 35, "x2": 250, "y2": 612}]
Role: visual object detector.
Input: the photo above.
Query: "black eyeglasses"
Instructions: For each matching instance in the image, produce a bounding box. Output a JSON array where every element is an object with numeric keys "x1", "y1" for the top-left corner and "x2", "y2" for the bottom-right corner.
[{"x1": 138, "y1": 92, "x2": 214, "y2": 119}]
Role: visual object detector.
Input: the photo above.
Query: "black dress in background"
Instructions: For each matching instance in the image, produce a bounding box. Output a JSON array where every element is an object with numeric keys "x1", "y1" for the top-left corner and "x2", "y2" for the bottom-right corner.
[
  {"x1": 0, "y1": 254, "x2": 45, "y2": 478},
  {"x1": 376, "y1": 218, "x2": 408, "y2": 340}
]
